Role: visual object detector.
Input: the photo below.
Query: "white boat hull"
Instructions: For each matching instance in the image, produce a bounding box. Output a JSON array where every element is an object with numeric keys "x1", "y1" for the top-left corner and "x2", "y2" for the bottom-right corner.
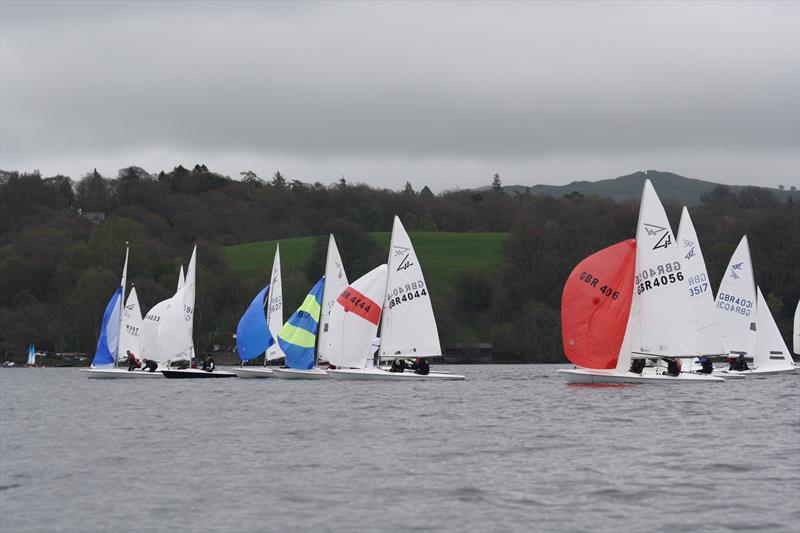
[
  {"x1": 715, "y1": 367, "x2": 798, "y2": 377},
  {"x1": 327, "y1": 368, "x2": 465, "y2": 381},
  {"x1": 557, "y1": 368, "x2": 724, "y2": 384},
  {"x1": 228, "y1": 367, "x2": 277, "y2": 378},
  {"x1": 82, "y1": 368, "x2": 163, "y2": 379},
  {"x1": 272, "y1": 368, "x2": 330, "y2": 379}
]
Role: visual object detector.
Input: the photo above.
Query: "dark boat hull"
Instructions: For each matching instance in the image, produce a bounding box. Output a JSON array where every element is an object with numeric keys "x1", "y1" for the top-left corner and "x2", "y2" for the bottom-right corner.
[{"x1": 161, "y1": 369, "x2": 237, "y2": 379}]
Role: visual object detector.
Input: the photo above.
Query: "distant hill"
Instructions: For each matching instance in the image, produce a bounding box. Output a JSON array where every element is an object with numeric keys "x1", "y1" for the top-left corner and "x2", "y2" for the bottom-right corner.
[{"x1": 494, "y1": 170, "x2": 799, "y2": 206}]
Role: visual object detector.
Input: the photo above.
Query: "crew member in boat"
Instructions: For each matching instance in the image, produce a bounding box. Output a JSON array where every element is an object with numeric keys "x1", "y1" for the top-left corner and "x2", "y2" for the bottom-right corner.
[
  {"x1": 629, "y1": 358, "x2": 646, "y2": 374},
  {"x1": 389, "y1": 359, "x2": 407, "y2": 373},
  {"x1": 411, "y1": 357, "x2": 430, "y2": 375},
  {"x1": 126, "y1": 350, "x2": 140, "y2": 372},
  {"x1": 142, "y1": 358, "x2": 158, "y2": 372},
  {"x1": 663, "y1": 358, "x2": 681, "y2": 376},
  {"x1": 696, "y1": 356, "x2": 714, "y2": 374},
  {"x1": 202, "y1": 355, "x2": 216, "y2": 372},
  {"x1": 729, "y1": 354, "x2": 749, "y2": 371}
]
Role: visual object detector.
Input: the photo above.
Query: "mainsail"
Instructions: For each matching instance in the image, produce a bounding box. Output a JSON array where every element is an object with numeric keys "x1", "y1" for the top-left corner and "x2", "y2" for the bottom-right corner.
[
  {"x1": 561, "y1": 240, "x2": 635, "y2": 369},
  {"x1": 794, "y1": 300, "x2": 800, "y2": 355},
  {"x1": 326, "y1": 265, "x2": 387, "y2": 369},
  {"x1": 755, "y1": 287, "x2": 795, "y2": 371},
  {"x1": 264, "y1": 245, "x2": 285, "y2": 362},
  {"x1": 236, "y1": 285, "x2": 274, "y2": 362},
  {"x1": 317, "y1": 234, "x2": 349, "y2": 364},
  {"x1": 714, "y1": 236, "x2": 757, "y2": 359},
  {"x1": 379, "y1": 216, "x2": 441, "y2": 359},
  {"x1": 278, "y1": 277, "x2": 324, "y2": 370},
  {"x1": 616, "y1": 180, "x2": 696, "y2": 370},
  {"x1": 119, "y1": 286, "x2": 143, "y2": 360},
  {"x1": 676, "y1": 207, "x2": 724, "y2": 355}
]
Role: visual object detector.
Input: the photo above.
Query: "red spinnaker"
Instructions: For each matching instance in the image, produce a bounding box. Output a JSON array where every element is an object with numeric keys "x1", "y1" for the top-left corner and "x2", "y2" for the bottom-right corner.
[{"x1": 561, "y1": 239, "x2": 636, "y2": 369}]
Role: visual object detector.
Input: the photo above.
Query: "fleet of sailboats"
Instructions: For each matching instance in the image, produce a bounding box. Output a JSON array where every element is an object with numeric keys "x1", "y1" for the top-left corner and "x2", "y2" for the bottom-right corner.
[{"x1": 69, "y1": 204, "x2": 794, "y2": 383}]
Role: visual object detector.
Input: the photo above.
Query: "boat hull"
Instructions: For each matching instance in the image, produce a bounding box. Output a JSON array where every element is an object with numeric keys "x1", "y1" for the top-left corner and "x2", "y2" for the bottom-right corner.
[
  {"x1": 715, "y1": 367, "x2": 798, "y2": 377},
  {"x1": 272, "y1": 368, "x2": 330, "y2": 379},
  {"x1": 161, "y1": 369, "x2": 237, "y2": 379},
  {"x1": 557, "y1": 368, "x2": 724, "y2": 384},
  {"x1": 327, "y1": 368, "x2": 465, "y2": 381},
  {"x1": 82, "y1": 368, "x2": 163, "y2": 379},
  {"x1": 228, "y1": 367, "x2": 277, "y2": 378}
]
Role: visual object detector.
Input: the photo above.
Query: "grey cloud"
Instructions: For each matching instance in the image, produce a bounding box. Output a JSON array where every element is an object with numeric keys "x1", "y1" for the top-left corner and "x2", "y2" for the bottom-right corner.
[{"x1": 1, "y1": 1, "x2": 798, "y2": 189}]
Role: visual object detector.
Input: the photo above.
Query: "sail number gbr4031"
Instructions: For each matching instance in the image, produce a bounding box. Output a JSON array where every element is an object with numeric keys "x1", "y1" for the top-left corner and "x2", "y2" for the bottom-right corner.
[
  {"x1": 387, "y1": 280, "x2": 428, "y2": 309},
  {"x1": 635, "y1": 261, "x2": 684, "y2": 295}
]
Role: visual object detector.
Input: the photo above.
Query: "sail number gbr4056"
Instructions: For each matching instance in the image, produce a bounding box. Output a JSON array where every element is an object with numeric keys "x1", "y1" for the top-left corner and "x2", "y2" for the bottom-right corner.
[
  {"x1": 635, "y1": 261, "x2": 684, "y2": 295},
  {"x1": 387, "y1": 280, "x2": 428, "y2": 309}
]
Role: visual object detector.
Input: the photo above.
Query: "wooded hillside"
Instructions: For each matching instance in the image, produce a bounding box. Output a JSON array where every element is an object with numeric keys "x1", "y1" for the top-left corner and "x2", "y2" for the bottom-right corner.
[{"x1": 1, "y1": 165, "x2": 797, "y2": 362}]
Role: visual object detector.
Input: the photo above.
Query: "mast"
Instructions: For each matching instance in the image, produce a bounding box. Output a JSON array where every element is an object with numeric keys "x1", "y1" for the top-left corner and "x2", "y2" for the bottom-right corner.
[{"x1": 115, "y1": 242, "x2": 129, "y2": 367}]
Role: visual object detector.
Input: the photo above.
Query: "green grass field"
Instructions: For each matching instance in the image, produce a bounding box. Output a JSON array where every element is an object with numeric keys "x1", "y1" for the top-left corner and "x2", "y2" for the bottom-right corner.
[{"x1": 223, "y1": 232, "x2": 508, "y2": 291}]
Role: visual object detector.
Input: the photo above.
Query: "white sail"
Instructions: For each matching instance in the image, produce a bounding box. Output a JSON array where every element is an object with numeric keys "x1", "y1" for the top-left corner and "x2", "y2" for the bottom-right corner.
[
  {"x1": 265, "y1": 244, "x2": 285, "y2": 362},
  {"x1": 714, "y1": 236, "x2": 756, "y2": 359},
  {"x1": 177, "y1": 265, "x2": 185, "y2": 291},
  {"x1": 755, "y1": 287, "x2": 795, "y2": 371},
  {"x1": 119, "y1": 286, "x2": 143, "y2": 360},
  {"x1": 27, "y1": 345, "x2": 35, "y2": 365},
  {"x1": 676, "y1": 207, "x2": 724, "y2": 355},
  {"x1": 623, "y1": 180, "x2": 697, "y2": 362},
  {"x1": 327, "y1": 264, "x2": 387, "y2": 369},
  {"x1": 317, "y1": 234, "x2": 349, "y2": 363},
  {"x1": 183, "y1": 246, "x2": 197, "y2": 359},
  {"x1": 794, "y1": 300, "x2": 800, "y2": 355},
  {"x1": 156, "y1": 286, "x2": 193, "y2": 361},
  {"x1": 379, "y1": 216, "x2": 442, "y2": 359},
  {"x1": 140, "y1": 298, "x2": 170, "y2": 363}
]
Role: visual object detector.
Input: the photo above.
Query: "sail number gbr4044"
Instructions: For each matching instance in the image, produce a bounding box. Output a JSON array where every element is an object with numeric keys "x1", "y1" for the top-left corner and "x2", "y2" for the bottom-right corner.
[
  {"x1": 387, "y1": 280, "x2": 428, "y2": 309},
  {"x1": 635, "y1": 261, "x2": 684, "y2": 295}
]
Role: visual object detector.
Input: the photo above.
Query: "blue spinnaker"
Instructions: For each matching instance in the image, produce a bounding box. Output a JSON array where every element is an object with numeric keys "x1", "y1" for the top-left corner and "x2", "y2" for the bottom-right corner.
[
  {"x1": 236, "y1": 285, "x2": 274, "y2": 361},
  {"x1": 92, "y1": 287, "x2": 122, "y2": 367},
  {"x1": 279, "y1": 277, "x2": 324, "y2": 370}
]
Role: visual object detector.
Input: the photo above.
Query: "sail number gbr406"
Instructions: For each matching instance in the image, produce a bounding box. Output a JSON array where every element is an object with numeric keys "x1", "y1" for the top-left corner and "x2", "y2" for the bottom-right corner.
[
  {"x1": 387, "y1": 280, "x2": 428, "y2": 309},
  {"x1": 635, "y1": 261, "x2": 684, "y2": 295}
]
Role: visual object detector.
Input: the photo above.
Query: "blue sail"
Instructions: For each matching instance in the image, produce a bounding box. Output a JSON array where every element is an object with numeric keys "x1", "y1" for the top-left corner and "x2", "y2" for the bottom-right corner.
[
  {"x1": 278, "y1": 277, "x2": 324, "y2": 370},
  {"x1": 236, "y1": 285, "x2": 274, "y2": 362},
  {"x1": 91, "y1": 287, "x2": 123, "y2": 367}
]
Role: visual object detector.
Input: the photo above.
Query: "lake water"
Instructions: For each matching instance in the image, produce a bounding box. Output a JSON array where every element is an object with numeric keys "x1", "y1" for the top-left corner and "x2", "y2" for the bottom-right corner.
[{"x1": 1, "y1": 365, "x2": 798, "y2": 532}]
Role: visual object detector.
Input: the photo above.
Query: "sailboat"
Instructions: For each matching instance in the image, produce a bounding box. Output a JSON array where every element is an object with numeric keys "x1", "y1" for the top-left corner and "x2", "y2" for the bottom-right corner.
[
  {"x1": 327, "y1": 216, "x2": 465, "y2": 381},
  {"x1": 162, "y1": 247, "x2": 236, "y2": 379},
  {"x1": 273, "y1": 235, "x2": 349, "y2": 379},
  {"x1": 558, "y1": 180, "x2": 724, "y2": 384},
  {"x1": 24, "y1": 345, "x2": 38, "y2": 367},
  {"x1": 713, "y1": 237, "x2": 797, "y2": 376},
  {"x1": 85, "y1": 244, "x2": 160, "y2": 378},
  {"x1": 231, "y1": 244, "x2": 284, "y2": 378}
]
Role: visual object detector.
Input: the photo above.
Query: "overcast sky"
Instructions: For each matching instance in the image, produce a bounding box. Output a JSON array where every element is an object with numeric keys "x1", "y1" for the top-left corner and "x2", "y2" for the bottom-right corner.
[{"x1": 1, "y1": 1, "x2": 798, "y2": 191}]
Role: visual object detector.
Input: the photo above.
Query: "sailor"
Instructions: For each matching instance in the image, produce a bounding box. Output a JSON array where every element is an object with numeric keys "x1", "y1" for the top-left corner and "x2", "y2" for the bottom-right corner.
[
  {"x1": 696, "y1": 356, "x2": 714, "y2": 374},
  {"x1": 202, "y1": 356, "x2": 215, "y2": 373},
  {"x1": 390, "y1": 359, "x2": 406, "y2": 373},
  {"x1": 126, "y1": 350, "x2": 139, "y2": 371},
  {"x1": 732, "y1": 354, "x2": 749, "y2": 371},
  {"x1": 664, "y1": 358, "x2": 680, "y2": 376},
  {"x1": 629, "y1": 358, "x2": 646, "y2": 374},
  {"x1": 142, "y1": 358, "x2": 158, "y2": 372},
  {"x1": 412, "y1": 357, "x2": 430, "y2": 376}
]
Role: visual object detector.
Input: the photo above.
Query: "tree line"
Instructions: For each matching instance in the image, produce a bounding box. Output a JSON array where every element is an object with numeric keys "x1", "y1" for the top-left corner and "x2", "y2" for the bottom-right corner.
[{"x1": 1, "y1": 165, "x2": 797, "y2": 362}]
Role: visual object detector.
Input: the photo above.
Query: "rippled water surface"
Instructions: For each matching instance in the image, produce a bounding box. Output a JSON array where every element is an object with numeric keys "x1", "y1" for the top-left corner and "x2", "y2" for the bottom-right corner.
[{"x1": 1, "y1": 366, "x2": 799, "y2": 532}]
